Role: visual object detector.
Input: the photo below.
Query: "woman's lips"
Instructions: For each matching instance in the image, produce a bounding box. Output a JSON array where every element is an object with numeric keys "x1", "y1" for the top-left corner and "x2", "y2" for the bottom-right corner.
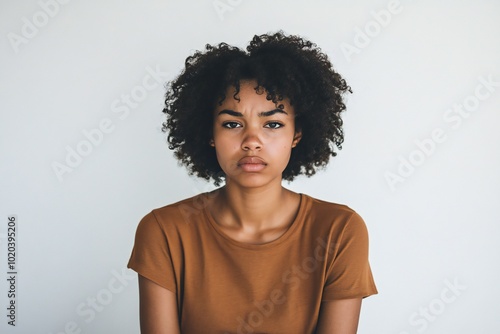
[{"x1": 237, "y1": 156, "x2": 267, "y2": 172}]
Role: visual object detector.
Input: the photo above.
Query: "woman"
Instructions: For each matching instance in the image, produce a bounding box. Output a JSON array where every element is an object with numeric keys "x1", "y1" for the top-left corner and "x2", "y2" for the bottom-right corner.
[{"x1": 128, "y1": 31, "x2": 377, "y2": 333}]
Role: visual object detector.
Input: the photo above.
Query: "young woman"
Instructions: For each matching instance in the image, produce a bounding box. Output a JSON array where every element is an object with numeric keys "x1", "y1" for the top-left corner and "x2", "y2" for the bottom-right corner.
[{"x1": 128, "y1": 31, "x2": 377, "y2": 334}]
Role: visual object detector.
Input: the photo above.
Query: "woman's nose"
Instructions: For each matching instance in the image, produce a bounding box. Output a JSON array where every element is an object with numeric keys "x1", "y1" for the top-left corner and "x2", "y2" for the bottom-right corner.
[{"x1": 241, "y1": 128, "x2": 262, "y2": 151}]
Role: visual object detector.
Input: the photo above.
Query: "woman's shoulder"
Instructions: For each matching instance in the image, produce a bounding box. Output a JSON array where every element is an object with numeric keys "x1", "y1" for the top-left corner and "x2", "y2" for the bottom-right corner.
[
  {"x1": 302, "y1": 193, "x2": 368, "y2": 227},
  {"x1": 144, "y1": 192, "x2": 213, "y2": 226},
  {"x1": 301, "y1": 193, "x2": 369, "y2": 235},
  {"x1": 133, "y1": 193, "x2": 210, "y2": 232},
  {"x1": 303, "y1": 193, "x2": 358, "y2": 216}
]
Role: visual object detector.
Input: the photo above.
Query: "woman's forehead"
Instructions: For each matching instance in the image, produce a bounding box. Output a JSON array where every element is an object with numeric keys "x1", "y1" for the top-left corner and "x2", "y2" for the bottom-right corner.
[{"x1": 217, "y1": 83, "x2": 293, "y2": 114}]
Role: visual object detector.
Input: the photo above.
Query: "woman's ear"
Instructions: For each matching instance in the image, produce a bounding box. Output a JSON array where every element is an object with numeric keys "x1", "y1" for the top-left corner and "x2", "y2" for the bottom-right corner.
[
  {"x1": 292, "y1": 130, "x2": 302, "y2": 148},
  {"x1": 209, "y1": 139, "x2": 215, "y2": 147}
]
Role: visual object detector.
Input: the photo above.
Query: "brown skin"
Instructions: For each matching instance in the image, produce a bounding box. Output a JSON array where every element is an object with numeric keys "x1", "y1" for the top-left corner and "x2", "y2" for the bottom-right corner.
[
  {"x1": 315, "y1": 299, "x2": 362, "y2": 334},
  {"x1": 138, "y1": 275, "x2": 180, "y2": 334},
  {"x1": 137, "y1": 80, "x2": 362, "y2": 333}
]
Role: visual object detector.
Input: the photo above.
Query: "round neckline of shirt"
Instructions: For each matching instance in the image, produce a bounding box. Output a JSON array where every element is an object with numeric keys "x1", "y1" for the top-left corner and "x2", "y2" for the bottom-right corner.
[{"x1": 203, "y1": 192, "x2": 308, "y2": 250}]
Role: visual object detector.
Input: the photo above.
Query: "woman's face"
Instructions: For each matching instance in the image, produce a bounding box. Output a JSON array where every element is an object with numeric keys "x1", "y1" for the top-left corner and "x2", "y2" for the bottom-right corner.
[{"x1": 211, "y1": 80, "x2": 302, "y2": 189}]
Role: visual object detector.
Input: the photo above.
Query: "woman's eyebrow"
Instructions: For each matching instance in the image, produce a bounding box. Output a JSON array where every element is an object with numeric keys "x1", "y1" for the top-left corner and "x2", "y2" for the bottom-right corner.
[{"x1": 217, "y1": 109, "x2": 288, "y2": 117}]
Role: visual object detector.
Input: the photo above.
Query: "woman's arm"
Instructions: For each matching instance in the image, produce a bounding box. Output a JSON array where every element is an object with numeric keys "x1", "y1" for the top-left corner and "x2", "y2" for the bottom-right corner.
[
  {"x1": 138, "y1": 274, "x2": 181, "y2": 334},
  {"x1": 315, "y1": 298, "x2": 362, "y2": 334}
]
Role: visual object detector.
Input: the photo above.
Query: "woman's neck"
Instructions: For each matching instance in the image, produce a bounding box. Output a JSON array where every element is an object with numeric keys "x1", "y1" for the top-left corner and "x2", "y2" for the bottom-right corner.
[{"x1": 211, "y1": 182, "x2": 299, "y2": 232}]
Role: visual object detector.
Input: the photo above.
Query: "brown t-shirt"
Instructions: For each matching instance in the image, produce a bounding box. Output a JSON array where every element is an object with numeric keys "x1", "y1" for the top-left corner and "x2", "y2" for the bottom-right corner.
[{"x1": 127, "y1": 193, "x2": 377, "y2": 333}]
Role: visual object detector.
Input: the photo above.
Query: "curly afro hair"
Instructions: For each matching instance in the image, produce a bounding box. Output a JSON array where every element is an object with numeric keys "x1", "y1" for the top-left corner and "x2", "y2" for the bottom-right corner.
[{"x1": 162, "y1": 30, "x2": 352, "y2": 186}]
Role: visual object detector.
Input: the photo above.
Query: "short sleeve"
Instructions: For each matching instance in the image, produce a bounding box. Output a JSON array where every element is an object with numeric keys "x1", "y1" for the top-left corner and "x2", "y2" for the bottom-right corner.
[
  {"x1": 322, "y1": 211, "x2": 378, "y2": 300},
  {"x1": 127, "y1": 211, "x2": 177, "y2": 293}
]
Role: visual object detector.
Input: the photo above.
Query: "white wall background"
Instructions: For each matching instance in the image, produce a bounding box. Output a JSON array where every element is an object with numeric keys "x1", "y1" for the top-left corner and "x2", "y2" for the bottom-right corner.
[{"x1": 1, "y1": 0, "x2": 499, "y2": 333}]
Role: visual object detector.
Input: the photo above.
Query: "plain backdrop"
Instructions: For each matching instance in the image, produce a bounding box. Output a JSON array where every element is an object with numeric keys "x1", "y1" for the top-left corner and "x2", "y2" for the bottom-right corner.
[{"x1": 1, "y1": 0, "x2": 499, "y2": 333}]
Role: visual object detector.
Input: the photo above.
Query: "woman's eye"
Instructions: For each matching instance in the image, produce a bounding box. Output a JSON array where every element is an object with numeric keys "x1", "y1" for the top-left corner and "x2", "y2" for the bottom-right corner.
[
  {"x1": 222, "y1": 122, "x2": 241, "y2": 129},
  {"x1": 265, "y1": 122, "x2": 283, "y2": 129}
]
